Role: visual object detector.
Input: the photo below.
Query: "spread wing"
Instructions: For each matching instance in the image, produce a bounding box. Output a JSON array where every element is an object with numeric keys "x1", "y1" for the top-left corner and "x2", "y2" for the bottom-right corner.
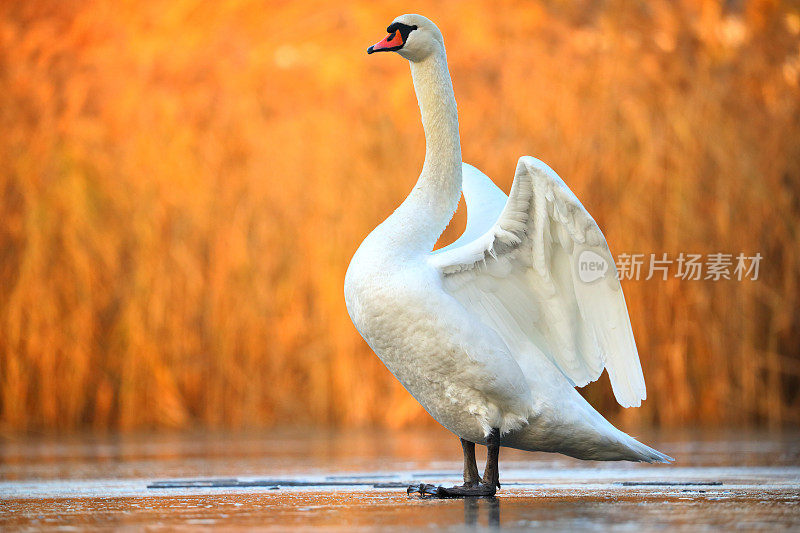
[{"x1": 430, "y1": 157, "x2": 645, "y2": 407}]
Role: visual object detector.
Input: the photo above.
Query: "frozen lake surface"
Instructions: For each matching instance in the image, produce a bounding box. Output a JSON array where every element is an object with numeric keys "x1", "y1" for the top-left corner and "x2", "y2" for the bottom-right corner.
[{"x1": 1, "y1": 428, "x2": 798, "y2": 530}]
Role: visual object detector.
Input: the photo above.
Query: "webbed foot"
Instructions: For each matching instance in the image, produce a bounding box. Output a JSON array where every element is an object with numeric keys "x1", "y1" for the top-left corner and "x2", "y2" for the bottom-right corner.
[{"x1": 407, "y1": 482, "x2": 496, "y2": 498}]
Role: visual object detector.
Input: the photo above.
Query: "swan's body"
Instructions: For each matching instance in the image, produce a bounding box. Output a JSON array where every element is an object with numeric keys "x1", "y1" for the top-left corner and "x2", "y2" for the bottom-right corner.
[{"x1": 345, "y1": 15, "x2": 670, "y2": 493}]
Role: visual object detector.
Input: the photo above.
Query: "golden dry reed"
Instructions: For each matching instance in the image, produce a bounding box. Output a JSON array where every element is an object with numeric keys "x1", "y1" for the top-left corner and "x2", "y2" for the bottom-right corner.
[{"x1": 0, "y1": 0, "x2": 798, "y2": 433}]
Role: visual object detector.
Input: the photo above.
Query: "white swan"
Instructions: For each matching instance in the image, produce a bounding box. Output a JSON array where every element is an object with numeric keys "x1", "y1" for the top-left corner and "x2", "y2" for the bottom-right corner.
[{"x1": 345, "y1": 14, "x2": 671, "y2": 497}]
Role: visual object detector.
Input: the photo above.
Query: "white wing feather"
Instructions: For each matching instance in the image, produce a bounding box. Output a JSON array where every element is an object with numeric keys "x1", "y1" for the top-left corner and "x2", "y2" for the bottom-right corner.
[
  {"x1": 430, "y1": 157, "x2": 646, "y2": 407},
  {"x1": 435, "y1": 163, "x2": 508, "y2": 254}
]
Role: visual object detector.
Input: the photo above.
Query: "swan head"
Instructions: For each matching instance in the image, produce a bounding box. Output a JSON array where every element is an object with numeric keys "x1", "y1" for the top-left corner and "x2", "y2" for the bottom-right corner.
[{"x1": 367, "y1": 14, "x2": 443, "y2": 62}]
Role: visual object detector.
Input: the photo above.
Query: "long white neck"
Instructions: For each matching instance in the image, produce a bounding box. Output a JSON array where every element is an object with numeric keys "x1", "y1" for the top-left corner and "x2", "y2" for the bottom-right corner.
[{"x1": 383, "y1": 46, "x2": 462, "y2": 255}]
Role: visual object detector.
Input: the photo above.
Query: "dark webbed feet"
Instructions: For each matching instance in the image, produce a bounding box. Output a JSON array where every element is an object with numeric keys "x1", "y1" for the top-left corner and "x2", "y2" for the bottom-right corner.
[
  {"x1": 407, "y1": 482, "x2": 496, "y2": 498},
  {"x1": 407, "y1": 431, "x2": 502, "y2": 498}
]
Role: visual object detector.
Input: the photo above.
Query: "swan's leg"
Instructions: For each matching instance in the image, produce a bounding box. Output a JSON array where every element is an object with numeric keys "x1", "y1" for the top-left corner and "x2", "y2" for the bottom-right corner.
[
  {"x1": 459, "y1": 438, "x2": 481, "y2": 487},
  {"x1": 407, "y1": 434, "x2": 499, "y2": 498},
  {"x1": 482, "y1": 428, "x2": 501, "y2": 489}
]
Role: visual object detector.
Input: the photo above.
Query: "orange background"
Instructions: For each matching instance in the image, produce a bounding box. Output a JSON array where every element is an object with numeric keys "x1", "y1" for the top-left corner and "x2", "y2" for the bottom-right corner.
[{"x1": 0, "y1": 0, "x2": 798, "y2": 433}]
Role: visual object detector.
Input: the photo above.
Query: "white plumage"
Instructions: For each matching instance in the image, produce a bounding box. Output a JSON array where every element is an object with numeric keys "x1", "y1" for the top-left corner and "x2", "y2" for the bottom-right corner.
[
  {"x1": 345, "y1": 13, "x2": 670, "y2": 464},
  {"x1": 432, "y1": 158, "x2": 646, "y2": 408}
]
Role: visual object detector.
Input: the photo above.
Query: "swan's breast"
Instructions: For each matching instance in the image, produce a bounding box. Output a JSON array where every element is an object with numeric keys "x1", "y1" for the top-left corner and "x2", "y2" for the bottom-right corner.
[
  {"x1": 345, "y1": 250, "x2": 435, "y2": 352},
  {"x1": 344, "y1": 237, "x2": 533, "y2": 438}
]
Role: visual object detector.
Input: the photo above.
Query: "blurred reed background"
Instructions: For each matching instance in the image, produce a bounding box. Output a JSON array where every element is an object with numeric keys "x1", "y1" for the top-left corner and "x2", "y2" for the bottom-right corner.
[{"x1": 0, "y1": 0, "x2": 798, "y2": 434}]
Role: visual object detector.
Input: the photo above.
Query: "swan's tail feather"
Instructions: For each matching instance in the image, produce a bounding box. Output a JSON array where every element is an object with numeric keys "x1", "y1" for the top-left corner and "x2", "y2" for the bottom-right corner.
[
  {"x1": 505, "y1": 428, "x2": 673, "y2": 463},
  {"x1": 617, "y1": 434, "x2": 674, "y2": 463},
  {"x1": 559, "y1": 432, "x2": 674, "y2": 463},
  {"x1": 502, "y1": 397, "x2": 674, "y2": 463}
]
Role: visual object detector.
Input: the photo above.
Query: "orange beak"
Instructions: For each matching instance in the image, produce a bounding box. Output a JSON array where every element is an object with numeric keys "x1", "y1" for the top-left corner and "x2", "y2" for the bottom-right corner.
[{"x1": 367, "y1": 31, "x2": 403, "y2": 54}]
